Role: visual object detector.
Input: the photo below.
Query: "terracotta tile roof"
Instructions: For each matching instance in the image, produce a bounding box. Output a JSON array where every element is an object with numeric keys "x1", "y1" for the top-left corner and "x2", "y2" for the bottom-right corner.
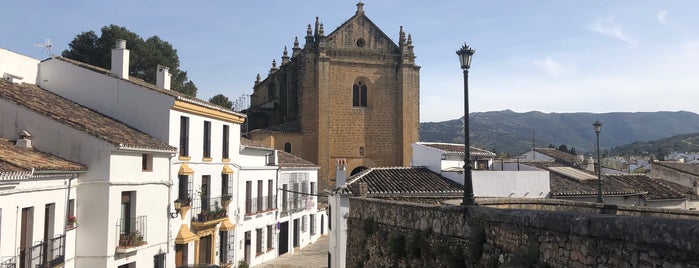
[
  {"x1": 525, "y1": 161, "x2": 695, "y2": 200},
  {"x1": 612, "y1": 174, "x2": 695, "y2": 200},
  {"x1": 0, "y1": 138, "x2": 86, "y2": 172},
  {"x1": 419, "y1": 142, "x2": 497, "y2": 158},
  {"x1": 525, "y1": 161, "x2": 641, "y2": 197},
  {"x1": 654, "y1": 161, "x2": 699, "y2": 177},
  {"x1": 533, "y1": 148, "x2": 582, "y2": 166},
  {"x1": 345, "y1": 167, "x2": 463, "y2": 197},
  {"x1": 240, "y1": 137, "x2": 272, "y2": 149},
  {"x1": 277, "y1": 150, "x2": 318, "y2": 168},
  {"x1": 52, "y1": 57, "x2": 245, "y2": 117},
  {"x1": 0, "y1": 80, "x2": 175, "y2": 152},
  {"x1": 250, "y1": 120, "x2": 301, "y2": 134}
]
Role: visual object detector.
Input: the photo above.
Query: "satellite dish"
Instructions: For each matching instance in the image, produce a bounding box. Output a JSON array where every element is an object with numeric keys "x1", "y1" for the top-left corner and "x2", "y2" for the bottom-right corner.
[{"x1": 34, "y1": 38, "x2": 53, "y2": 57}]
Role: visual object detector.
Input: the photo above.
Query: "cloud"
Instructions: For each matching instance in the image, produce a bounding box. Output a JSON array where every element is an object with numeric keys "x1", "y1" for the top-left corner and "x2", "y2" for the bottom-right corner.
[
  {"x1": 533, "y1": 57, "x2": 565, "y2": 77},
  {"x1": 588, "y1": 16, "x2": 637, "y2": 46},
  {"x1": 657, "y1": 10, "x2": 687, "y2": 31}
]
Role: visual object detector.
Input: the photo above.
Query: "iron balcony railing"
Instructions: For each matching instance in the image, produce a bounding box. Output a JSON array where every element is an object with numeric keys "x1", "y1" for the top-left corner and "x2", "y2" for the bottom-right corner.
[
  {"x1": 12, "y1": 234, "x2": 65, "y2": 268},
  {"x1": 281, "y1": 195, "x2": 309, "y2": 214},
  {"x1": 117, "y1": 216, "x2": 147, "y2": 248},
  {"x1": 245, "y1": 196, "x2": 277, "y2": 216},
  {"x1": 192, "y1": 196, "x2": 228, "y2": 222}
]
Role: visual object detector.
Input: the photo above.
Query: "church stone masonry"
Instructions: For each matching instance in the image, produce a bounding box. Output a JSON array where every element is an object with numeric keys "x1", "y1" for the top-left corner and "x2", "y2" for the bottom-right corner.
[{"x1": 247, "y1": 2, "x2": 420, "y2": 186}]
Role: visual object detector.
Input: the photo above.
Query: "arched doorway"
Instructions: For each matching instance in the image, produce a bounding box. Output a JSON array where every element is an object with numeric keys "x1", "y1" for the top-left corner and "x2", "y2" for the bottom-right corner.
[{"x1": 350, "y1": 166, "x2": 368, "y2": 176}]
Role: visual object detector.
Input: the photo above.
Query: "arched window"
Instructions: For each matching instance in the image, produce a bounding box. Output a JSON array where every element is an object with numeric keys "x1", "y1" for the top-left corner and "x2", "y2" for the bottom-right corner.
[
  {"x1": 284, "y1": 143, "x2": 292, "y2": 153},
  {"x1": 352, "y1": 82, "x2": 367, "y2": 107}
]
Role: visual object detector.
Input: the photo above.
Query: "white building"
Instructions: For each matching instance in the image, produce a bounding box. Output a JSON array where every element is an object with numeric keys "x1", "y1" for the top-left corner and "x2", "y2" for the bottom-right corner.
[
  {"x1": 275, "y1": 150, "x2": 323, "y2": 255},
  {"x1": 17, "y1": 40, "x2": 325, "y2": 267},
  {"x1": 0, "y1": 136, "x2": 85, "y2": 268},
  {"x1": 0, "y1": 77, "x2": 176, "y2": 267},
  {"x1": 413, "y1": 142, "x2": 550, "y2": 198}
]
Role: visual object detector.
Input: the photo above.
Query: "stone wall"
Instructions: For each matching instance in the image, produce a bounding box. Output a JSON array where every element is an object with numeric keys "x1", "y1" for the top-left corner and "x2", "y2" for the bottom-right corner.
[{"x1": 347, "y1": 198, "x2": 699, "y2": 267}]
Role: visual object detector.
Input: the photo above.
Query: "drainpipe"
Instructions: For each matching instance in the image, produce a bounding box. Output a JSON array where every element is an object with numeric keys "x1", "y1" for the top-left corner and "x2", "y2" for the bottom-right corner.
[
  {"x1": 167, "y1": 153, "x2": 174, "y2": 254},
  {"x1": 62, "y1": 173, "x2": 77, "y2": 262}
]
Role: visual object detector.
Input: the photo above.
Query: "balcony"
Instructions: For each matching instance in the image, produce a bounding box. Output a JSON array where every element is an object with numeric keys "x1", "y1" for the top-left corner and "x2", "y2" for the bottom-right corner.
[
  {"x1": 245, "y1": 195, "x2": 277, "y2": 216},
  {"x1": 117, "y1": 216, "x2": 147, "y2": 253},
  {"x1": 192, "y1": 196, "x2": 228, "y2": 224},
  {"x1": 11, "y1": 234, "x2": 65, "y2": 268},
  {"x1": 281, "y1": 195, "x2": 309, "y2": 215}
]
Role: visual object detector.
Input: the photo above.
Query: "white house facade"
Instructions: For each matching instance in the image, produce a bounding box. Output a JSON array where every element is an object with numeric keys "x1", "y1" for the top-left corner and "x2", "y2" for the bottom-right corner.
[
  {"x1": 412, "y1": 142, "x2": 550, "y2": 198},
  {"x1": 0, "y1": 74, "x2": 177, "y2": 268}
]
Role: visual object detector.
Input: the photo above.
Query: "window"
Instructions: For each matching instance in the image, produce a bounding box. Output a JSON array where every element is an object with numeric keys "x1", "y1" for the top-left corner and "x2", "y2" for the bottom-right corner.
[
  {"x1": 328, "y1": 205, "x2": 332, "y2": 230},
  {"x1": 221, "y1": 174, "x2": 231, "y2": 196},
  {"x1": 256, "y1": 228, "x2": 264, "y2": 255},
  {"x1": 257, "y1": 180, "x2": 264, "y2": 211},
  {"x1": 154, "y1": 252, "x2": 166, "y2": 268},
  {"x1": 352, "y1": 82, "x2": 367, "y2": 107},
  {"x1": 219, "y1": 230, "x2": 234, "y2": 264},
  {"x1": 67, "y1": 199, "x2": 75, "y2": 219},
  {"x1": 178, "y1": 175, "x2": 192, "y2": 203},
  {"x1": 282, "y1": 184, "x2": 288, "y2": 212},
  {"x1": 141, "y1": 154, "x2": 153, "y2": 171},
  {"x1": 266, "y1": 225, "x2": 274, "y2": 251},
  {"x1": 203, "y1": 121, "x2": 211, "y2": 158},
  {"x1": 302, "y1": 216, "x2": 307, "y2": 232},
  {"x1": 310, "y1": 182, "x2": 316, "y2": 196},
  {"x1": 284, "y1": 142, "x2": 292, "y2": 153},
  {"x1": 222, "y1": 125, "x2": 230, "y2": 159},
  {"x1": 267, "y1": 179, "x2": 274, "y2": 210},
  {"x1": 179, "y1": 116, "x2": 189, "y2": 157},
  {"x1": 310, "y1": 214, "x2": 316, "y2": 235},
  {"x1": 245, "y1": 181, "x2": 253, "y2": 215}
]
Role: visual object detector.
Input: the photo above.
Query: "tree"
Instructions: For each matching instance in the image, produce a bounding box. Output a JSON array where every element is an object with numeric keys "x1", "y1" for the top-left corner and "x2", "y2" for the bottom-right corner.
[
  {"x1": 62, "y1": 25, "x2": 198, "y2": 97},
  {"x1": 209, "y1": 94, "x2": 233, "y2": 109},
  {"x1": 569, "y1": 147, "x2": 576, "y2": 155},
  {"x1": 558, "y1": 144, "x2": 568, "y2": 153}
]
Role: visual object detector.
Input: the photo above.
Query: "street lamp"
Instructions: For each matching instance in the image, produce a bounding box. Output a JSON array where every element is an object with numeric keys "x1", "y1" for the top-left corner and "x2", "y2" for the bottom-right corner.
[
  {"x1": 593, "y1": 120, "x2": 603, "y2": 203},
  {"x1": 457, "y1": 43, "x2": 475, "y2": 206}
]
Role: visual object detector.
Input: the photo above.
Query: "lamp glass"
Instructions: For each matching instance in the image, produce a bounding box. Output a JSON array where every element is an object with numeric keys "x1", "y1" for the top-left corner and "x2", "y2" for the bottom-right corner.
[
  {"x1": 174, "y1": 200, "x2": 181, "y2": 210},
  {"x1": 593, "y1": 121, "x2": 602, "y2": 133}
]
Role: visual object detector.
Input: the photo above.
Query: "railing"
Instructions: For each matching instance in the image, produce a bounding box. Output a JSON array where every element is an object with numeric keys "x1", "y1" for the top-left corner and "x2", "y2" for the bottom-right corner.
[
  {"x1": 0, "y1": 256, "x2": 14, "y2": 268},
  {"x1": 245, "y1": 197, "x2": 259, "y2": 215},
  {"x1": 267, "y1": 195, "x2": 277, "y2": 210},
  {"x1": 281, "y1": 196, "x2": 308, "y2": 213},
  {"x1": 117, "y1": 216, "x2": 147, "y2": 248},
  {"x1": 13, "y1": 234, "x2": 65, "y2": 268},
  {"x1": 192, "y1": 196, "x2": 228, "y2": 222}
]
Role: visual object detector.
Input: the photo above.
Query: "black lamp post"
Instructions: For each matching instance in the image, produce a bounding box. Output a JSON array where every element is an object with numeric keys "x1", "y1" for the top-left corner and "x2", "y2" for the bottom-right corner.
[
  {"x1": 593, "y1": 120, "x2": 603, "y2": 203},
  {"x1": 457, "y1": 43, "x2": 475, "y2": 206}
]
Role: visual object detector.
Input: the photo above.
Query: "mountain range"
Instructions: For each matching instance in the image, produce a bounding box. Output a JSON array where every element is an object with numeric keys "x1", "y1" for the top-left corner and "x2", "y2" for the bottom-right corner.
[{"x1": 419, "y1": 110, "x2": 699, "y2": 155}]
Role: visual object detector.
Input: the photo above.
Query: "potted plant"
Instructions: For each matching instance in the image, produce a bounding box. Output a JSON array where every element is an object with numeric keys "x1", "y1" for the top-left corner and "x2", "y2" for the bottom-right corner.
[
  {"x1": 198, "y1": 210, "x2": 211, "y2": 222},
  {"x1": 221, "y1": 193, "x2": 232, "y2": 208},
  {"x1": 177, "y1": 195, "x2": 192, "y2": 207},
  {"x1": 67, "y1": 215, "x2": 77, "y2": 228}
]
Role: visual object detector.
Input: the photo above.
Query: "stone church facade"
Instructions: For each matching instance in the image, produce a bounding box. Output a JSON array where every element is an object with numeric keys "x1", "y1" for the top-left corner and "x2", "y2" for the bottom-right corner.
[{"x1": 247, "y1": 3, "x2": 420, "y2": 186}]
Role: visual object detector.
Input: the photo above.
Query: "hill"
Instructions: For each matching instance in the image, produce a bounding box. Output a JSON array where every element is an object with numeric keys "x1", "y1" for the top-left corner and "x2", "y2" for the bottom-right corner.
[
  {"x1": 419, "y1": 110, "x2": 699, "y2": 155},
  {"x1": 612, "y1": 132, "x2": 699, "y2": 157}
]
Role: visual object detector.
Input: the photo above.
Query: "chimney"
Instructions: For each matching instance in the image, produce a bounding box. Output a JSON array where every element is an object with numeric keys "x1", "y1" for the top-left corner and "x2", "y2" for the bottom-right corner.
[
  {"x1": 335, "y1": 158, "x2": 347, "y2": 188},
  {"x1": 15, "y1": 130, "x2": 32, "y2": 149},
  {"x1": 587, "y1": 156, "x2": 595, "y2": 172},
  {"x1": 156, "y1": 65, "x2": 171, "y2": 90},
  {"x1": 111, "y1": 39, "x2": 129, "y2": 79},
  {"x1": 3, "y1": 73, "x2": 24, "y2": 84}
]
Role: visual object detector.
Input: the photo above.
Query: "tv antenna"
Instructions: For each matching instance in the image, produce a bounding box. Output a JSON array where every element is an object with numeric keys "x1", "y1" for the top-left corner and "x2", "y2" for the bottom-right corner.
[{"x1": 34, "y1": 38, "x2": 53, "y2": 57}]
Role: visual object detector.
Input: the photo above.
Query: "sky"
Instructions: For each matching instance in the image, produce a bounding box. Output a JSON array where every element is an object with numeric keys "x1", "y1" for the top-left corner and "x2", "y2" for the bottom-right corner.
[{"x1": 4, "y1": 1, "x2": 699, "y2": 122}]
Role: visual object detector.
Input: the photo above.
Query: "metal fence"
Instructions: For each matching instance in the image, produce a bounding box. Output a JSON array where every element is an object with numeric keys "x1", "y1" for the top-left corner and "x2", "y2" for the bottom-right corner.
[
  {"x1": 191, "y1": 196, "x2": 228, "y2": 222},
  {"x1": 117, "y1": 216, "x2": 147, "y2": 248},
  {"x1": 9, "y1": 234, "x2": 65, "y2": 268}
]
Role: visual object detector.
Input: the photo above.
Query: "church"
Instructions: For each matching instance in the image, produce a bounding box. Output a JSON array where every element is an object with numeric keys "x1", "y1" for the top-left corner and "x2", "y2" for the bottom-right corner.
[{"x1": 246, "y1": 2, "x2": 420, "y2": 186}]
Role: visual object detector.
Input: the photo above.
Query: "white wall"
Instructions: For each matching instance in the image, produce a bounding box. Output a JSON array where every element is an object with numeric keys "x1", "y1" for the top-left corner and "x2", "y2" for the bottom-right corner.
[
  {"x1": 38, "y1": 59, "x2": 174, "y2": 141},
  {"x1": 234, "y1": 166, "x2": 278, "y2": 266},
  {"x1": 441, "y1": 170, "x2": 550, "y2": 198},
  {"x1": 411, "y1": 143, "x2": 443, "y2": 171},
  {"x1": 0, "y1": 175, "x2": 77, "y2": 267},
  {"x1": 0, "y1": 48, "x2": 39, "y2": 84},
  {"x1": 329, "y1": 194, "x2": 349, "y2": 268}
]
